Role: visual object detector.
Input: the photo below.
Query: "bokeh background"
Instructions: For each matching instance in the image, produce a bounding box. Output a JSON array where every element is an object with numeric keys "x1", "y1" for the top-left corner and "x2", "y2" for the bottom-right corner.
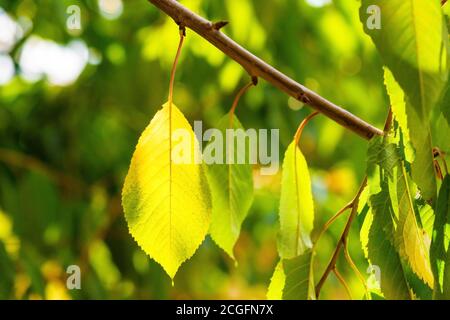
[{"x1": 0, "y1": 0, "x2": 391, "y2": 299}]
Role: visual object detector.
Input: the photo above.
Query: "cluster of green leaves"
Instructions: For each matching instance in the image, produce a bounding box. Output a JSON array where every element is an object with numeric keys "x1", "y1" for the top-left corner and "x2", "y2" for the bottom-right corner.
[{"x1": 357, "y1": 0, "x2": 450, "y2": 299}]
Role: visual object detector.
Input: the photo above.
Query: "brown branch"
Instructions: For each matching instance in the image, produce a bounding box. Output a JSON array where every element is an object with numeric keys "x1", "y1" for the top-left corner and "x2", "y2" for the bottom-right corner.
[{"x1": 147, "y1": 0, "x2": 384, "y2": 140}]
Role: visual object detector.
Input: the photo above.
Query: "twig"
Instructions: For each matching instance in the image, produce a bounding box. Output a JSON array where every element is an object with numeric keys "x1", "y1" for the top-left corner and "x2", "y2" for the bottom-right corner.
[
  {"x1": 315, "y1": 176, "x2": 367, "y2": 298},
  {"x1": 344, "y1": 241, "x2": 370, "y2": 300},
  {"x1": 313, "y1": 202, "x2": 352, "y2": 250},
  {"x1": 147, "y1": 0, "x2": 384, "y2": 140},
  {"x1": 333, "y1": 267, "x2": 353, "y2": 300}
]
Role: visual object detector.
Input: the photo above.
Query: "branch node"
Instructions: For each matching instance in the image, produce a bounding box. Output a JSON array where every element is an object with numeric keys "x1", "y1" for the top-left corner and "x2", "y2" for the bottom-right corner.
[
  {"x1": 298, "y1": 92, "x2": 311, "y2": 104},
  {"x1": 251, "y1": 76, "x2": 258, "y2": 86},
  {"x1": 179, "y1": 25, "x2": 186, "y2": 36},
  {"x1": 212, "y1": 20, "x2": 229, "y2": 30}
]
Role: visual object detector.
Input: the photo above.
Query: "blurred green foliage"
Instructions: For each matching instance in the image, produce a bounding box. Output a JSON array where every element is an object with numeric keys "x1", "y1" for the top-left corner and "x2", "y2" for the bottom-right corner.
[{"x1": 0, "y1": 0, "x2": 390, "y2": 299}]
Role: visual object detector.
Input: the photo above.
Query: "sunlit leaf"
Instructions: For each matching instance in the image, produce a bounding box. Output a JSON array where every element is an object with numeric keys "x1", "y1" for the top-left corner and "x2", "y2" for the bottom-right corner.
[
  {"x1": 392, "y1": 163, "x2": 434, "y2": 287},
  {"x1": 405, "y1": 108, "x2": 437, "y2": 202},
  {"x1": 366, "y1": 137, "x2": 412, "y2": 299},
  {"x1": 360, "y1": 0, "x2": 447, "y2": 120},
  {"x1": 122, "y1": 102, "x2": 211, "y2": 279},
  {"x1": 384, "y1": 66, "x2": 436, "y2": 201},
  {"x1": 383, "y1": 68, "x2": 409, "y2": 142},
  {"x1": 267, "y1": 261, "x2": 284, "y2": 300},
  {"x1": 278, "y1": 141, "x2": 314, "y2": 259},
  {"x1": 361, "y1": 0, "x2": 449, "y2": 200},
  {"x1": 268, "y1": 137, "x2": 315, "y2": 300},
  {"x1": 368, "y1": 133, "x2": 434, "y2": 289},
  {"x1": 359, "y1": 203, "x2": 372, "y2": 259}
]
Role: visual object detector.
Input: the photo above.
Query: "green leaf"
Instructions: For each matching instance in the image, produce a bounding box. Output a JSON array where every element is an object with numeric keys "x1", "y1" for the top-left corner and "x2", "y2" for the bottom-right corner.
[
  {"x1": 418, "y1": 202, "x2": 435, "y2": 240},
  {"x1": 267, "y1": 250, "x2": 315, "y2": 300},
  {"x1": 267, "y1": 261, "x2": 284, "y2": 300},
  {"x1": 434, "y1": 80, "x2": 450, "y2": 153},
  {"x1": 362, "y1": 0, "x2": 449, "y2": 200},
  {"x1": 406, "y1": 107, "x2": 437, "y2": 202},
  {"x1": 282, "y1": 250, "x2": 315, "y2": 300},
  {"x1": 392, "y1": 163, "x2": 434, "y2": 287},
  {"x1": 278, "y1": 141, "x2": 314, "y2": 259},
  {"x1": 361, "y1": 0, "x2": 447, "y2": 120},
  {"x1": 381, "y1": 70, "x2": 438, "y2": 286},
  {"x1": 431, "y1": 175, "x2": 450, "y2": 298},
  {"x1": 384, "y1": 66, "x2": 437, "y2": 201},
  {"x1": 367, "y1": 134, "x2": 435, "y2": 296},
  {"x1": 206, "y1": 113, "x2": 254, "y2": 259},
  {"x1": 383, "y1": 67, "x2": 409, "y2": 141},
  {"x1": 367, "y1": 187, "x2": 412, "y2": 300},
  {"x1": 433, "y1": 113, "x2": 450, "y2": 153},
  {"x1": 268, "y1": 139, "x2": 315, "y2": 300},
  {"x1": 359, "y1": 204, "x2": 372, "y2": 259},
  {"x1": 122, "y1": 102, "x2": 211, "y2": 279},
  {"x1": 366, "y1": 137, "x2": 412, "y2": 299}
]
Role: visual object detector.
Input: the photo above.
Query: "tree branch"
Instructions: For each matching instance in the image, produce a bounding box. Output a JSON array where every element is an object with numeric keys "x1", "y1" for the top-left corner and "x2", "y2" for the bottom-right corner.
[{"x1": 147, "y1": 0, "x2": 384, "y2": 140}]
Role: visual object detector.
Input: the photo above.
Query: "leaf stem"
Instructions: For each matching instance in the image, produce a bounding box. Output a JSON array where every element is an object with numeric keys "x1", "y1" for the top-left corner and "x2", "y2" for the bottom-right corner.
[
  {"x1": 294, "y1": 112, "x2": 320, "y2": 145},
  {"x1": 168, "y1": 27, "x2": 186, "y2": 105},
  {"x1": 313, "y1": 202, "x2": 352, "y2": 251},
  {"x1": 229, "y1": 80, "x2": 255, "y2": 127},
  {"x1": 343, "y1": 241, "x2": 370, "y2": 300},
  {"x1": 333, "y1": 267, "x2": 353, "y2": 300}
]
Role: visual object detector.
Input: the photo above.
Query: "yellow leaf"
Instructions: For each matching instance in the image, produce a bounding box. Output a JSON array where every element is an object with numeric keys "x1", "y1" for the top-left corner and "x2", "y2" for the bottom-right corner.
[
  {"x1": 122, "y1": 102, "x2": 211, "y2": 279},
  {"x1": 267, "y1": 261, "x2": 284, "y2": 300},
  {"x1": 278, "y1": 141, "x2": 314, "y2": 259}
]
